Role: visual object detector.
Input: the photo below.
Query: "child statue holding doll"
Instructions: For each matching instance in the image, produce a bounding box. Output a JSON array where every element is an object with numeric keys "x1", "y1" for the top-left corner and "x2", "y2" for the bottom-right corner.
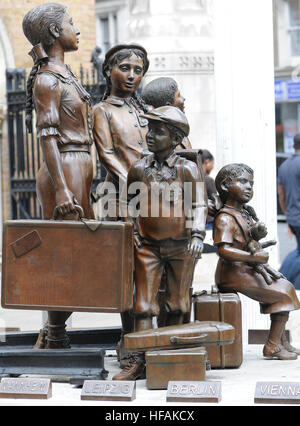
[{"x1": 214, "y1": 163, "x2": 300, "y2": 360}]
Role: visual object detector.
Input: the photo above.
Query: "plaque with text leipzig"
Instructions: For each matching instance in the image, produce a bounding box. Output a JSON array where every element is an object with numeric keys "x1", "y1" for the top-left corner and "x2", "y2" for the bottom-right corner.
[
  {"x1": 81, "y1": 380, "x2": 136, "y2": 401},
  {"x1": 166, "y1": 381, "x2": 221, "y2": 403},
  {"x1": 0, "y1": 378, "x2": 52, "y2": 399},
  {"x1": 255, "y1": 382, "x2": 300, "y2": 404}
]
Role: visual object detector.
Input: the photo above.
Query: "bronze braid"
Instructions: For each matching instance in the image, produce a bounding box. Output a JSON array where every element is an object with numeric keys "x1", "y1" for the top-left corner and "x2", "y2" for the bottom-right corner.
[{"x1": 25, "y1": 60, "x2": 44, "y2": 133}]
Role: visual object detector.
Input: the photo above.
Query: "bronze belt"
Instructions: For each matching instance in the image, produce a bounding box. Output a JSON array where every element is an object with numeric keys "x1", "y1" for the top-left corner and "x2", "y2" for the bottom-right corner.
[{"x1": 59, "y1": 144, "x2": 90, "y2": 153}]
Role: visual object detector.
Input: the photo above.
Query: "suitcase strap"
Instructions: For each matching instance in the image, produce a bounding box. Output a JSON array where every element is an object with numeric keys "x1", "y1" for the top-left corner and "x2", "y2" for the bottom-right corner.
[{"x1": 217, "y1": 293, "x2": 226, "y2": 368}]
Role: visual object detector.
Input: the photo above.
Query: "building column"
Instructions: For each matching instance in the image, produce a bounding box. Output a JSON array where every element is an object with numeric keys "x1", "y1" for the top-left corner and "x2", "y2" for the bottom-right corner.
[
  {"x1": 214, "y1": 0, "x2": 277, "y2": 337},
  {"x1": 126, "y1": 0, "x2": 216, "y2": 153}
]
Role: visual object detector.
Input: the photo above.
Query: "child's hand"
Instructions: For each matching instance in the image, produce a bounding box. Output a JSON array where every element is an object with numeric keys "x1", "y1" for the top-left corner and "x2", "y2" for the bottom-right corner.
[
  {"x1": 134, "y1": 232, "x2": 143, "y2": 248},
  {"x1": 188, "y1": 236, "x2": 204, "y2": 259},
  {"x1": 250, "y1": 222, "x2": 268, "y2": 241}
]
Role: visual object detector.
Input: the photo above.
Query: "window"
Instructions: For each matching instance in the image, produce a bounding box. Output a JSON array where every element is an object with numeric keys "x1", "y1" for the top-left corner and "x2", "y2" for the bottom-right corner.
[
  {"x1": 97, "y1": 13, "x2": 118, "y2": 54},
  {"x1": 289, "y1": 0, "x2": 300, "y2": 56}
]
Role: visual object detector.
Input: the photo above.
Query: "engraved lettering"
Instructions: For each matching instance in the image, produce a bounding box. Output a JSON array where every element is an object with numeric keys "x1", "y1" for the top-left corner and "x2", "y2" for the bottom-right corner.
[
  {"x1": 121, "y1": 384, "x2": 130, "y2": 394},
  {"x1": 171, "y1": 384, "x2": 178, "y2": 394},
  {"x1": 270, "y1": 385, "x2": 279, "y2": 395},
  {"x1": 189, "y1": 384, "x2": 197, "y2": 394},
  {"x1": 180, "y1": 385, "x2": 188, "y2": 394},
  {"x1": 209, "y1": 385, "x2": 216, "y2": 395},
  {"x1": 260, "y1": 384, "x2": 269, "y2": 395}
]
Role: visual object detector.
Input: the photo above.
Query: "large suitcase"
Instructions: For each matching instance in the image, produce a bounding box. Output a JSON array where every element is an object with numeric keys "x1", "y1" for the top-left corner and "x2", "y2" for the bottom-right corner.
[
  {"x1": 124, "y1": 321, "x2": 235, "y2": 352},
  {"x1": 1, "y1": 219, "x2": 133, "y2": 313},
  {"x1": 193, "y1": 287, "x2": 243, "y2": 368},
  {"x1": 146, "y1": 347, "x2": 207, "y2": 390}
]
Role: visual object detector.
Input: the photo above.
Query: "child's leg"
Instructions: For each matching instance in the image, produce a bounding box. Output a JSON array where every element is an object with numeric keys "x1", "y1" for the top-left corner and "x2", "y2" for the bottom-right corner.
[
  {"x1": 163, "y1": 242, "x2": 195, "y2": 324},
  {"x1": 134, "y1": 243, "x2": 165, "y2": 326},
  {"x1": 263, "y1": 312, "x2": 297, "y2": 360}
]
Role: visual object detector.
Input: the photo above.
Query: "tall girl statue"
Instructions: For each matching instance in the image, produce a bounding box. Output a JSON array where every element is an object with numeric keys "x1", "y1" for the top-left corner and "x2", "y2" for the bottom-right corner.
[
  {"x1": 23, "y1": 3, "x2": 95, "y2": 349},
  {"x1": 93, "y1": 44, "x2": 150, "y2": 366}
]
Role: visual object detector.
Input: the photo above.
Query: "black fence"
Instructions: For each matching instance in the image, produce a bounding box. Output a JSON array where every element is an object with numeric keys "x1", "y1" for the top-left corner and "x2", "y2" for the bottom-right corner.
[{"x1": 6, "y1": 67, "x2": 106, "y2": 220}]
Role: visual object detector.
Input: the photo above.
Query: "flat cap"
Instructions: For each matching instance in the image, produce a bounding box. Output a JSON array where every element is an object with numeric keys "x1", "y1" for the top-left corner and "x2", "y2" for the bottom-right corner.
[
  {"x1": 140, "y1": 106, "x2": 190, "y2": 137},
  {"x1": 102, "y1": 43, "x2": 149, "y2": 78}
]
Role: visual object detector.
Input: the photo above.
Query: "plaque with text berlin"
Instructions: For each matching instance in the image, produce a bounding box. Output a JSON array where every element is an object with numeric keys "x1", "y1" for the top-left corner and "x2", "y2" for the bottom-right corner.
[
  {"x1": 167, "y1": 381, "x2": 221, "y2": 403},
  {"x1": 255, "y1": 382, "x2": 300, "y2": 404},
  {"x1": 0, "y1": 378, "x2": 52, "y2": 399},
  {"x1": 81, "y1": 380, "x2": 136, "y2": 401}
]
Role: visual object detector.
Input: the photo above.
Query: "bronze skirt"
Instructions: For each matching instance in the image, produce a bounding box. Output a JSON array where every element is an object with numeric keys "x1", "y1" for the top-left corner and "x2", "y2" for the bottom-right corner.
[
  {"x1": 36, "y1": 151, "x2": 95, "y2": 220},
  {"x1": 215, "y1": 259, "x2": 300, "y2": 315}
]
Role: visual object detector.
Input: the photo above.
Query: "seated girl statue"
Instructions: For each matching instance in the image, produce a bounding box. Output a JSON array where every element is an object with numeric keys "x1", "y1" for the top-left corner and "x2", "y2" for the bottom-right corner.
[{"x1": 214, "y1": 163, "x2": 300, "y2": 360}]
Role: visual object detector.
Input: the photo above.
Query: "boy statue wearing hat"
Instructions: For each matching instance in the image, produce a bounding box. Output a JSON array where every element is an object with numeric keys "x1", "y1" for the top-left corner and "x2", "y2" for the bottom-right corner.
[{"x1": 114, "y1": 106, "x2": 208, "y2": 380}]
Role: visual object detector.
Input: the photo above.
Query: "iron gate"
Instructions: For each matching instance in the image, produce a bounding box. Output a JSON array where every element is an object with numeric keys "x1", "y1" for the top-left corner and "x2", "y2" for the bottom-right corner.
[{"x1": 6, "y1": 67, "x2": 106, "y2": 219}]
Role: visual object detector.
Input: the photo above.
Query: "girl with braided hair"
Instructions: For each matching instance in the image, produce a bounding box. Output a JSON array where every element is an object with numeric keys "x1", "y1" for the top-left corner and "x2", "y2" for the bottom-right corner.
[{"x1": 23, "y1": 3, "x2": 95, "y2": 349}]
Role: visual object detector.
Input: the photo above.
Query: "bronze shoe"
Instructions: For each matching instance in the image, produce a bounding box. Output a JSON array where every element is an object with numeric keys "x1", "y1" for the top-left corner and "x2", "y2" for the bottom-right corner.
[
  {"x1": 112, "y1": 354, "x2": 146, "y2": 381},
  {"x1": 281, "y1": 335, "x2": 300, "y2": 355},
  {"x1": 33, "y1": 328, "x2": 48, "y2": 349},
  {"x1": 263, "y1": 341, "x2": 298, "y2": 360},
  {"x1": 45, "y1": 325, "x2": 71, "y2": 349},
  {"x1": 116, "y1": 337, "x2": 132, "y2": 369}
]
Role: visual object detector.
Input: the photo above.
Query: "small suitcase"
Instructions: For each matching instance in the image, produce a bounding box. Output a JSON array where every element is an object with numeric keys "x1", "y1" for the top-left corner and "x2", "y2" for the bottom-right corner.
[
  {"x1": 1, "y1": 219, "x2": 134, "y2": 313},
  {"x1": 124, "y1": 321, "x2": 235, "y2": 352},
  {"x1": 193, "y1": 287, "x2": 243, "y2": 368},
  {"x1": 146, "y1": 347, "x2": 207, "y2": 390}
]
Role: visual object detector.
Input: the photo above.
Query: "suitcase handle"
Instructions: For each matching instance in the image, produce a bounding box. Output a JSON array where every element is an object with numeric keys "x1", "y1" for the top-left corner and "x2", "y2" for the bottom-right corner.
[{"x1": 169, "y1": 334, "x2": 208, "y2": 345}]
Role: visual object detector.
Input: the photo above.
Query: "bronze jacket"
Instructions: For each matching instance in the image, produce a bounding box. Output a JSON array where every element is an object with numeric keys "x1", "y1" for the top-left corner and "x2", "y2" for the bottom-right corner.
[
  {"x1": 93, "y1": 96, "x2": 149, "y2": 190},
  {"x1": 122, "y1": 151, "x2": 207, "y2": 242},
  {"x1": 34, "y1": 64, "x2": 93, "y2": 148}
]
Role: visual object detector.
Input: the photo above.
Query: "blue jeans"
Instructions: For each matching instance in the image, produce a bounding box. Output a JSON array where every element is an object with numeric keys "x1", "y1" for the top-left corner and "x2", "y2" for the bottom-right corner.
[{"x1": 290, "y1": 225, "x2": 300, "y2": 254}]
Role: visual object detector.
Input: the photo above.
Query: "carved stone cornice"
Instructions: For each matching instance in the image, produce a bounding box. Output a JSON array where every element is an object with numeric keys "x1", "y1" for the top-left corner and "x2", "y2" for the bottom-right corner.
[{"x1": 147, "y1": 52, "x2": 214, "y2": 75}]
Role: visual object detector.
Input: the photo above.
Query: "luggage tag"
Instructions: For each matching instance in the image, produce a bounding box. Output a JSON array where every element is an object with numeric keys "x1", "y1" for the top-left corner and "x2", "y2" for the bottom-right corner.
[{"x1": 10, "y1": 230, "x2": 42, "y2": 258}]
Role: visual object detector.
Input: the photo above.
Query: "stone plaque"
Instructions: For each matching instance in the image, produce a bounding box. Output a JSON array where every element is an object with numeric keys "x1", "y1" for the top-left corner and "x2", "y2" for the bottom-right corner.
[
  {"x1": 255, "y1": 382, "x2": 300, "y2": 404},
  {"x1": 166, "y1": 381, "x2": 221, "y2": 403},
  {"x1": 81, "y1": 380, "x2": 136, "y2": 401},
  {"x1": 0, "y1": 378, "x2": 52, "y2": 399}
]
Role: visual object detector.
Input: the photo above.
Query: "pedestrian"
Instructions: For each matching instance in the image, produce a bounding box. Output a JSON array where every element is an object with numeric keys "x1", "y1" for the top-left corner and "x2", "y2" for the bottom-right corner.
[{"x1": 278, "y1": 133, "x2": 300, "y2": 254}]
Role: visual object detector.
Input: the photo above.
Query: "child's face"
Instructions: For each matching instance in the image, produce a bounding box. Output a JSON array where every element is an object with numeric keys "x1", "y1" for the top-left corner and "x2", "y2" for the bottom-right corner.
[
  {"x1": 58, "y1": 12, "x2": 80, "y2": 52},
  {"x1": 146, "y1": 121, "x2": 174, "y2": 154},
  {"x1": 226, "y1": 171, "x2": 254, "y2": 204},
  {"x1": 110, "y1": 54, "x2": 144, "y2": 95}
]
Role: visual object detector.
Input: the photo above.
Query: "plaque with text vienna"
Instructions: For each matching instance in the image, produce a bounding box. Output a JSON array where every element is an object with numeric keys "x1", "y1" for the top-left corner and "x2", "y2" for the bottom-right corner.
[
  {"x1": 81, "y1": 380, "x2": 136, "y2": 401},
  {"x1": 255, "y1": 382, "x2": 300, "y2": 404},
  {"x1": 166, "y1": 381, "x2": 221, "y2": 403},
  {"x1": 0, "y1": 378, "x2": 52, "y2": 399}
]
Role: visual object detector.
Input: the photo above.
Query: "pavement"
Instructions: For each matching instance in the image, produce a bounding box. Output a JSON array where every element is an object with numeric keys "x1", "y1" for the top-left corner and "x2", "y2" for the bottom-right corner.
[{"x1": 0, "y1": 222, "x2": 300, "y2": 408}]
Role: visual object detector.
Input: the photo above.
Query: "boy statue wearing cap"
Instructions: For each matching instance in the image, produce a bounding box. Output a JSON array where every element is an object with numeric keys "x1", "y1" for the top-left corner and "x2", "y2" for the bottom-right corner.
[{"x1": 114, "y1": 106, "x2": 208, "y2": 380}]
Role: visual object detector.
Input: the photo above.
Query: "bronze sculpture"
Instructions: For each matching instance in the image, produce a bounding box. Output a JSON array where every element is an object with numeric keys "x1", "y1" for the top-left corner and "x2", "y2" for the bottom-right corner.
[
  {"x1": 113, "y1": 106, "x2": 208, "y2": 380},
  {"x1": 142, "y1": 77, "x2": 192, "y2": 150},
  {"x1": 22, "y1": 3, "x2": 95, "y2": 349},
  {"x1": 93, "y1": 43, "x2": 150, "y2": 367},
  {"x1": 214, "y1": 163, "x2": 300, "y2": 360}
]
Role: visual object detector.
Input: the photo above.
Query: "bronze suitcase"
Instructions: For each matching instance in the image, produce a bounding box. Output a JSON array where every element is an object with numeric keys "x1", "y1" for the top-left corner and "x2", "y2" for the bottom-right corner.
[
  {"x1": 1, "y1": 219, "x2": 133, "y2": 313},
  {"x1": 146, "y1": 347, "x2": 207, "y2": 390},
  {"x1": 193, "y1": 287, "x2": 243, "y2": 368},
  {"x1": 124, "y1": 321, "x2": 235, "y2": 352}
]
